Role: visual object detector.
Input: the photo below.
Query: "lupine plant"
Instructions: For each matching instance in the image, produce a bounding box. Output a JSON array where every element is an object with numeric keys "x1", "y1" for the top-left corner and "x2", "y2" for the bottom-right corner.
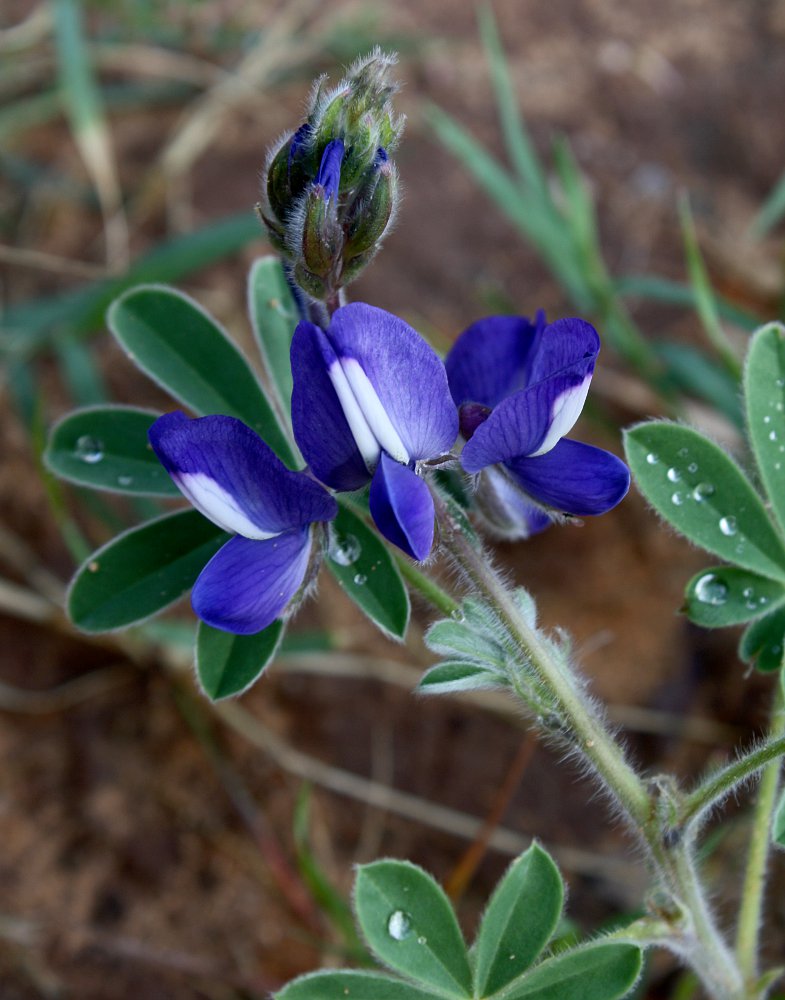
[{"x1": 43, "y1": 50, "x2": 785, "y2": 1000}]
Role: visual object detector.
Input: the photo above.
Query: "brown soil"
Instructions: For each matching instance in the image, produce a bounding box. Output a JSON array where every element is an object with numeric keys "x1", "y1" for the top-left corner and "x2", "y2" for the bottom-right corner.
[{"x1": 1, "y1": 0, "x2": 784, "y2": 996}]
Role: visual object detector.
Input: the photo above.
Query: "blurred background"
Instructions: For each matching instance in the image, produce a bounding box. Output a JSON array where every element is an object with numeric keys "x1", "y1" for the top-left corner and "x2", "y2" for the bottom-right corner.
[{"x1": 1, "y1": 0, "x2": 784, "y2": 996}]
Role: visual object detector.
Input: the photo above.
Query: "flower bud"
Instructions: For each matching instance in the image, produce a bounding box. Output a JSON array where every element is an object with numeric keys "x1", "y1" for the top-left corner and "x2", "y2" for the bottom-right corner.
[{"x1": 258, "y1": 49, "x2": 403, "y2": 302}]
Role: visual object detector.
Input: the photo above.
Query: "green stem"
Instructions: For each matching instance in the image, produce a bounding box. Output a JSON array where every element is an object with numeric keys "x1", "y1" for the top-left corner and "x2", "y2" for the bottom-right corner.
[
  {"x1": 678, "y1": 731, "x2": 785, "y2": 833},
  {"x1": 394, "y1": 554, "x2": 460, "y2": 617},
  {"x1": 735, "y1": 681, "x2": 785, "y2": 986}
]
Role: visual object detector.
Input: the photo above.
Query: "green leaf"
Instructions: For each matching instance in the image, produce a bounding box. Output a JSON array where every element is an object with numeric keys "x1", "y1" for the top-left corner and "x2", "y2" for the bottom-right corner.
[
  {"x1": 739, "y1": 607, "x2": 785, "y2": 673},
  {"x1": 248, "y1": 256, "x2": 300, "y2": 421},
  {"x1": 655, "y1": 342, "x2": 743, "y2": 428},
  {"x1": 326, "y1": 502, "x2": 410, "y2": 640},
  {"x1": 474, "y1": 844, "x2": 564, "y2": 996},
  {"x1": 44, "y1": 405, "x2": 180, "y2": 495},
  {"x1": 684, "y1": 566, "x2": 785, "y2": 628},
  {"x1": 196, "y1": 619, "x2": 284, "y2": 700},
  {"x1": 425, "y1": 619, "x2": 507, "y2": 670},
  {"x1": 773, "y1": 786, "x2": 785, "y2": 849},
  {"x1": 744, "y1": 323, "x2": 785, "y2": 535},
  {"x1": 624, "y1": 422, "x2": 785, "y2": 582},
  {"x1": 417, "y1": 660, "x2": 507, "y2": 695},
  {"x1": 276, "y1": 971, "x2": 443, "y2": 1000},
  {"x1": 108, "y1": 285, "x2": 296, "y2": 466},
  {"x1": 499, "y1": 942, "x2": 642, "y2": 1000},
  {"x1": 354, "y1": 860, "x2": 472, "y2": 998},
  {"x1": 68, "y1": 510, "x2": 226, "y2": 632}
]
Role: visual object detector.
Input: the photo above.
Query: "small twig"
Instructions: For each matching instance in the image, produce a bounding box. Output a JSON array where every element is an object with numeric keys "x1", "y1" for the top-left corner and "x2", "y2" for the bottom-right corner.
[
  {"x1": 0, "y1": 243, "x2": 113, "y2": 280},
  {"x1": 0, "y1": 665, "x2": 133, "y2": 714}
]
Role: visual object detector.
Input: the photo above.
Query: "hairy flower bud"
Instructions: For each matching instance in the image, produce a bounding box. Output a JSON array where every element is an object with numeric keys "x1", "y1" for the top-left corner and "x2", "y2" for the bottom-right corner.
[{"x1": 258, "y1": 49, "x2": 403, "y2": 302}]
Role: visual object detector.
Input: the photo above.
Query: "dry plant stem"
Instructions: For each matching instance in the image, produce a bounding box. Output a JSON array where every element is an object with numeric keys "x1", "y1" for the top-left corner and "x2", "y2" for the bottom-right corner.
[
  {"x1": 432, "y1": 489, "x2": 747, "y2": 1000},
  {"x1": 734, "y1": 681, "x2": 785, "y2": 987}
]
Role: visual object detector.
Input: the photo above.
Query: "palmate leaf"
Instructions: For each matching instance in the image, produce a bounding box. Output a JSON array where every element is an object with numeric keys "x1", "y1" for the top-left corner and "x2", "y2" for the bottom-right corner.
[
  {"x1": 739, "y1": 607, "x2": 785, "y2": 673},
  {"x1": 354, "y1": 860, "x2": 472, "y2": 998},
  {"x1": 326, "y1": 502, "x2": 410, "y2": 640},
  {"x1": 625, "y1": 422, "x2": 785, "y2": 583},
  {"x1": 68, "y1": 510, "x2": 227, "y2": 633},
  {"x1": 417, "y1": 660, "x2": 507, "y2": 695},
  {"x1": 108, "y1": 284, "x2": 296, "y2": 467},
  {"x1": 496, "y1": 942, "x2": 642, "y2": 1000},
  {"x1": 276, "y1": 971, "x2": 444, "y2": 1000},
  {"x1": 44, "y1": 405, "x2": 179, "y2": 495},
  {"x1": 196, "y1": 619, "x2": 284, "y2": 700},
  {"x1": 684, "y1": 566, "x2": 785, "y2": 629}
]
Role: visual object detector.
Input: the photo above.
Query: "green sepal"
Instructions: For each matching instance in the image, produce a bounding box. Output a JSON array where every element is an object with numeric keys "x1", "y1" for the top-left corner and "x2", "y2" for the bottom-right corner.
[
  {"x1": 276, "y1": 971, "x2": 443, "y2": 1000},
  {"x1": 625, "y1": 422, "x2": 785, "y2": 582},
  {"x1": 744, "y1": 322, "x2": 785, "y2": 535},
  {"x1": 684, "y1": 566, "x2": 785, "y2": 628},
  {"x1": 108, "y1": 284, "x2": 296, "y2": 467},
  {"x1": 354, "y1": 860, "x2": 472, "y2": 998},
  {"x1": 67, "y1": 510, "x2": 227, "y2": 633},
  {"x1": 326, "y1": 502, "x2": 410, "y2": 640},
  {"x1": 473, "y1": 843, "x2": 564, "y2": 995},
  {"x1": 44, "y1": 405, "x2": 180, "y2": 495},
  {"x1": 196, "y1": 619, "x2": 284, "y2": 700},
  {"x1": 739, "y1": 607, "x2": 785, "y2": 673}
]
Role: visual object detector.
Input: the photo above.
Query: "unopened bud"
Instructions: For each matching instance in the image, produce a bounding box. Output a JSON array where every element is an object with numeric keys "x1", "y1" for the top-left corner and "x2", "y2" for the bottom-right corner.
[{"x1": 345, "y1": 151, "x2": 396, "y2": 260}]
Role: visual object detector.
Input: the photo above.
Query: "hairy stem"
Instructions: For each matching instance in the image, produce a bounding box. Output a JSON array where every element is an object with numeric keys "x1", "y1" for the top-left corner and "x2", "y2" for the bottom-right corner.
[
  {"x1": 735, "y1": 680, "x2": 785, "y2": 987},
  {"x1": 394, "y1": 554, "x2": 460, "y2": 617}
]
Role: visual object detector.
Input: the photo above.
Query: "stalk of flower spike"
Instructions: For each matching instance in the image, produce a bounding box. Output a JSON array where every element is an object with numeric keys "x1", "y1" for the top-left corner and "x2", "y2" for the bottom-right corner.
[
  {"x1": 148, "y1": 412, "x2": 337, "y2": 635},
  {"x1": 290, "y1": 303, "x2": 458, "y2": 561},
  {"x1": 259, "y1": 49, "x2": 402, "y2": 307},
  {"x1": 445, "y1": 312, "x2": 630, "y2": 537}
]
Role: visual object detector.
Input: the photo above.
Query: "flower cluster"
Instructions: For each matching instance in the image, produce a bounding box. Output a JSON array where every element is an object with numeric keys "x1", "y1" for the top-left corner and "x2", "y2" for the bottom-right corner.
[
  {"x1": 149, "y1": 307, "x2": 629, "y2": 634},
  {"x1": 259, "y1": 50, "x2": 403, "y2": 302}
]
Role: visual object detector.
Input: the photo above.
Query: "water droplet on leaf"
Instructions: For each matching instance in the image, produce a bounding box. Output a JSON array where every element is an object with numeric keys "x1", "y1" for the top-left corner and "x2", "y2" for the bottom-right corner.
[
  {"x1": 387, "y1": 910, "x2": 413, "y2": 941},
  {"x1": 667, "y1": 467, "x2": 681, "y2": 483},
  {"x1": 692, "y1": 482, "x2": 715, "y2": 502},
  {"x1": 118, "y1": 475, "x2": 133, "y2": 487},
  {"x1": 687, "y1": 462, "x2": 698, "y2": 474},
  {"x1": 451, "y1": 608, "x2": 465, "y2": 622},
  {"x1": 671, "y1": 492, "x2": 684, "y2": 505},
  {"x1": 719, "y1": 516, "x2": 737, "y2": 536},
  {"x1": 75, "y1": 435, "x2": 104, "y2": 464},
  {"x1": 695, "y1": 573, "x2": 729, "y2": 606},
  {"x1": 646, "y1": 452, "x2": 659, "y2": 465},
  {"x1": 353, "y1": 573, "x2": 367, "y2": 586},
  {"x1": 329, "y1": 532, "x2": 361, "y2": 566}
]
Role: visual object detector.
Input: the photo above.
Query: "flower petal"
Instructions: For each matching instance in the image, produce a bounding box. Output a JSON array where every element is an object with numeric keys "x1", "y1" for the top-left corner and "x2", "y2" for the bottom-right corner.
[
  {"x1": 291, "y1": 322, "x2": 371, "y2": 490},
  {"x1": 369, "y1": 452, "x2": 435, "y2": 561},
  {"x1": 328, "y1": 303, "x2": 458, "y2": 460},
  {"x1": 475, "y1": 466, "x2": 552, "y2": 540},
  {"x1": 506, "y1": 439, "x2": 631, "y2": 516},
  {"x1": 445, "y1": 313, "x2": 544, "y2": 408},
  {"x1": 149, "y1": 412, "x2": 337, "y2": 536},
  {"x1": 192, "y1": 528, "x2": 312, "y2": 634}
]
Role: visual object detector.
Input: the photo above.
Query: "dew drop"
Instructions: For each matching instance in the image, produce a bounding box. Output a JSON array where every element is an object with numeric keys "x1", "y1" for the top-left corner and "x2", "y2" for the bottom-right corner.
[
  {"x1": 666, "y1": 467, "x2": 681, "y2": 483},
  {"x1": 677, "y1": 447, "x2": 689, "y2": 458},
  {"x1": 451, "y1": 608, "x2": 466, "y2": 622},
  {"x1": 770, "y1": 430, "x2": 778, "y2": 442},
  {"x1": 695, "y1": 573, "x2": 729, "y2": 606},
  {"x1": 692, "y1": 482, "x2": 715, "y2": 502},
  {"x1": 329, "y1": 532, "x2": 361, "y2": 566},
  {"x1": 646, "y1": 452, "x2": 659, "y2": 465},
  {"x1": 764, "y1": 415, "x2": 772, "y2": 424},
  {"x1": 353, "y1": 573, "x2": 367, "y2": 586},
  {"x1": 742, "y1": 587, "x2": 754, "y2": 599},
  {"x1": 777, "y1": 378, "x2": 785, "y2": 388},
  {"x1": 687, "y1": 462, "x2": 698, "y2": 474},
  {"x1": 759, "y1": 595, "x2": 769, "y2": 606},
  {"x1": 387, "y1": 910, "x2": 413, "y2": 941},
  {"x1": 417, "y1": 936, "x2": 427, "y2": 945},
  {"x1": 74, "y1": 435, "x2": 104, "y2": 464},
  {"x1": 719, "y1": 516, "x2": 737, "y2": 537},
  {"x1": 671, "y1": 492, "x2": 684, "y2": 505},
  {"x1": 117, "y1": 474, "x2": 133, "y2": 487}
]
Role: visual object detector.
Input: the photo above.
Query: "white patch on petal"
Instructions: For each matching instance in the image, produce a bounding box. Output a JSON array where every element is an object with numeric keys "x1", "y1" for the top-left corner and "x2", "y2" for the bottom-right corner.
[
  {"x1": 327, "y1": 359, "x2": 381, "y2": 472},
  {"x1": 340, "y1": 357, "x2": 410, "y2": 465},
  {"x1": 176, "y1": 472, "x2": 279, "y2": 540},
  {"x1": 529, "y1": 375, "x2": 591, "y2": 457}
]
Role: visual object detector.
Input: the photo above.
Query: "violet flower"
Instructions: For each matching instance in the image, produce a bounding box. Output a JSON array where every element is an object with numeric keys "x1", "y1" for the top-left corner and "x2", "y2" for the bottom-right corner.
[
  {"x1": 149, "y1": 412, "x2": 337, "y2": 635},
  {"x1": 445, "y1": 313, "x2": 630, "y2": 537},
  {"x1": 291, "y1": 303, "x2": 458, "y2": 561}
]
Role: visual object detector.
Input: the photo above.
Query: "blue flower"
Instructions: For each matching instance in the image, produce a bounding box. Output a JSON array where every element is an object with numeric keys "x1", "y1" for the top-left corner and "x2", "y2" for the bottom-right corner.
[
  {"x1": 149, "y1": 412, "x2": 337, "y2": 635},
  {"x1": 290, "y1": 302, "x2": 459, "y2": 561},
  {"x1": 445, "y1": 313, "x2": 630, "y2": 537}
]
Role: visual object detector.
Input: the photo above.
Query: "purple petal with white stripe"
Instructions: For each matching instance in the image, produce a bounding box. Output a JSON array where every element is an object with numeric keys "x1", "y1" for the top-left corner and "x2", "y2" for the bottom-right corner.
[
  {"x1": 476, "y1": 466, "x2": 551, "y2": 540},
  {"x1": 290, "y1": 323, "x2": 370, "y2": 491},
  {"x1": 192, "y1": 528, "x2": 312, "y2": 634},
  {"x1": 369, "y1": 452, "x2": 435, "y2": 561},
  {"x1": 446, "y1": 313, "x2": 544, "y2": 408},
  {"x1": 460, "y1": 373, "x2": 580, "y2": 472},
  {"x1": 527, "y1": 317, "x2": 599, "y2": 386},
  {"x1": 149, "y1": 411, "x2": 337, "y2": 536},
  {"x1": 327, "y1": 303, "x2": 458, "y2": 461},
  {"x1": 506, "y1": 440, "x2": 631, "y2": 516}
]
